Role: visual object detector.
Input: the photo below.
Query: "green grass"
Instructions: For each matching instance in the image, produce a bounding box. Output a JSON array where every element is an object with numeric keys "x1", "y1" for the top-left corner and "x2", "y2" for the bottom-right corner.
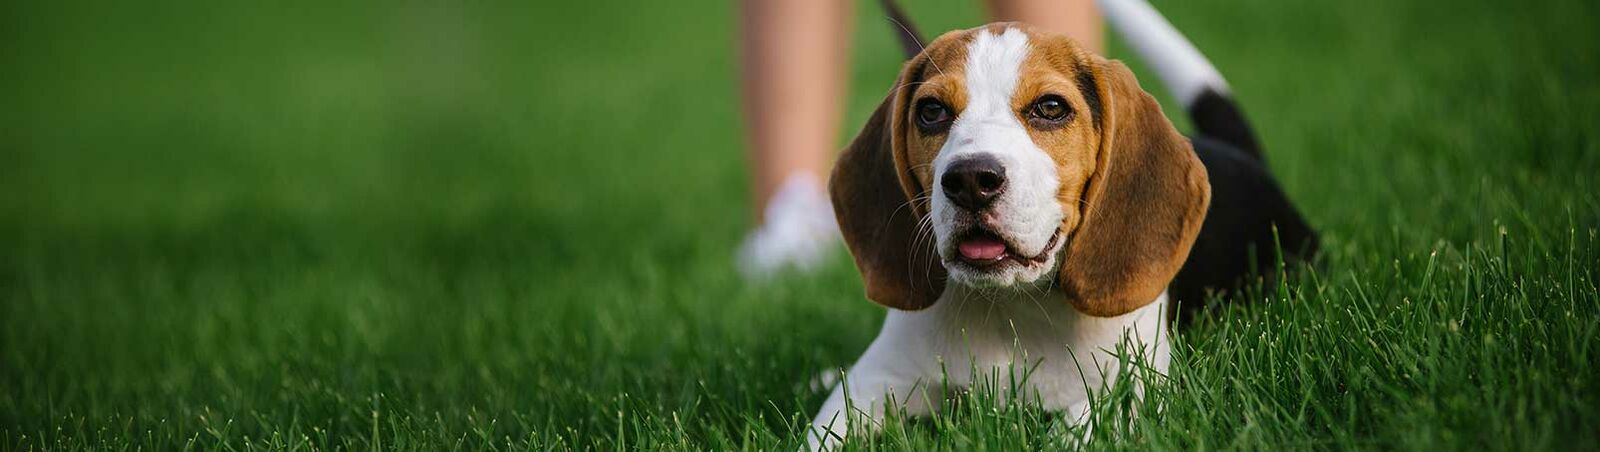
[{"x1": 3, "y1": 0, "x2": 1597, "y2": 449}]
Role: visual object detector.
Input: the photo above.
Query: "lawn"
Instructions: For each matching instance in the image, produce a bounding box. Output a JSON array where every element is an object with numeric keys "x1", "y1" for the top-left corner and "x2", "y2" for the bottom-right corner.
[{"x1": 2, "y1": 0, "x2": 1597, "y2": 449}]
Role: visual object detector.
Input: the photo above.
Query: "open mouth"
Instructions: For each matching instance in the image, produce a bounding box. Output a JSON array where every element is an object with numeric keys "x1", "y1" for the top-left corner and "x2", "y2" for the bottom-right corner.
[{"x1": 953, "y1": 227, "x2": 1062, "y2": 268}]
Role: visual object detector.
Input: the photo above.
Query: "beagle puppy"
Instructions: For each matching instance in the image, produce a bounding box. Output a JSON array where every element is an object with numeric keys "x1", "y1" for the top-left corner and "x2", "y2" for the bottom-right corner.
[{"x1": 808, "y1": 0, "x2": 1316, "y2": 448}]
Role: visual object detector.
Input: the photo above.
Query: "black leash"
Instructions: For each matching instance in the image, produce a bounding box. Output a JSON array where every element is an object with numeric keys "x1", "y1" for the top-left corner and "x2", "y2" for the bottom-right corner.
[{"x1": 878, "y1": 0, "x2": 925, "y2": 59}]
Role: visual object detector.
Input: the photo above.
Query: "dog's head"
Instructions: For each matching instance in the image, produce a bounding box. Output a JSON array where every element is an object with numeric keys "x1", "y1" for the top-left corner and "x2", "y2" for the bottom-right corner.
[{"x1": 831, "y1": 23, "x2": 1209, "y2": 316}]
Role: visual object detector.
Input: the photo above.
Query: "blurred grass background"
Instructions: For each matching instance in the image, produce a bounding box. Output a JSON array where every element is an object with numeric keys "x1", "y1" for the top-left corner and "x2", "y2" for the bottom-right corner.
[{"x1": 2, "y1": 0, "x2": 1597, "y2": 449}]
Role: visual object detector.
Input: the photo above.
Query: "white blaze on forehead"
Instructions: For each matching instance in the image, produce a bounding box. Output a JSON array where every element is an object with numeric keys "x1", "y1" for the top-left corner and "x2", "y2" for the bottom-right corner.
[
  {"x1": 959, "y1": 27, "x2": 1031, "y2": 127},
  {"x1": 932, "y1": 26, "x2": 1064, "y2": 287}
]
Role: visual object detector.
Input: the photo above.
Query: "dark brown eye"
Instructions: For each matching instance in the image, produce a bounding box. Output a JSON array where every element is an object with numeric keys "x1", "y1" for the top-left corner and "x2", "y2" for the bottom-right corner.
[
  {"x1": 1026, "y1": 95, "x2": 1072, "y2": 128},
  {"x1": 915, "y1": 99, "x2": 953, "y2": 132}
]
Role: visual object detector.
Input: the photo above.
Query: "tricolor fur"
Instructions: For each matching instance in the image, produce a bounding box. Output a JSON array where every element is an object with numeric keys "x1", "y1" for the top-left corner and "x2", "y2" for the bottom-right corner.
[
  {"x1": 810, "y1": 0, "x2": 1319, "y2": 448},
  {"x1": 816, "y1": 23, "x2": 1207, "y2": 449}
]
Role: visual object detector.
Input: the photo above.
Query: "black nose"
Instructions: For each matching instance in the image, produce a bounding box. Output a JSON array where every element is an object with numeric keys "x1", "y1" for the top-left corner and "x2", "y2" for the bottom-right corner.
[{"x1": 941, "y1": 155, "x2": 1007, "y2": 211}]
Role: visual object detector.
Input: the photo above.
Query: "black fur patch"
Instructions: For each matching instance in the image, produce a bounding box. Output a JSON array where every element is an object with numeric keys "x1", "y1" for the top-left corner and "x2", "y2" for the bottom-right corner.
[
  {"x1": 1169, "y1": 135, "x2": 1319, "y2": 327},
  {"x1": 1187, "y1": 88, "x2": 1262, "y2": 161},
  {"x1": 1074, "y1": 65, "x2": 1103, "y2": 130}
]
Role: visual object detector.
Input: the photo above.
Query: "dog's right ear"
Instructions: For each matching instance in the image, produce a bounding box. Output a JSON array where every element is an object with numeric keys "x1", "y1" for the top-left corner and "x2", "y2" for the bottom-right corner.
[
  {"x1": 1056, "y1": 58, "x2": 1210, "y2": 317},
  {"x1": 830, "y1": 67, "x2": 946, "y2": 310}
]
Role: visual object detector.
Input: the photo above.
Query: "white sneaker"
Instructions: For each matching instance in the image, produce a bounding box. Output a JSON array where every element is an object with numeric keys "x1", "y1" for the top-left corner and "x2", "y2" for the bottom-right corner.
[{"x1": 737, "y1": 174, "x2": 841, "y2": 280}]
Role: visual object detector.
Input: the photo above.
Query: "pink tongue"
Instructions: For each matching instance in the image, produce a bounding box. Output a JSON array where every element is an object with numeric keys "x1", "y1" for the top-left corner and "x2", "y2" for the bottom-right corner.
[{"x1": 958, "y1": 237, "x2": 1008, "y2": 260}]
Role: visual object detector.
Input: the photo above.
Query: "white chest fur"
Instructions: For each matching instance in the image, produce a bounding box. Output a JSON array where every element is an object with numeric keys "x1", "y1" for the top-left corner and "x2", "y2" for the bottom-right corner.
[{"x1": 805, "y1": 290, "x2": 1171, "y2": 450}]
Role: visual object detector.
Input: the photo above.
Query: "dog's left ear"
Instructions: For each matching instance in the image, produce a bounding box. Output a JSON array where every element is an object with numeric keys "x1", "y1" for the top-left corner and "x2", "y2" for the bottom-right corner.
[{"x1": 1058, "y1": 58, "x2": 1211, "y2": 317}]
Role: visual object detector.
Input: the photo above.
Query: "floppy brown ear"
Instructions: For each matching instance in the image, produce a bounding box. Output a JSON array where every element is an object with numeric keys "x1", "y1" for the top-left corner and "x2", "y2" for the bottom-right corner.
[
  {"x1": 1058, "y1": 58, "x2": 1211, "y2": 317},
  {"x1": 830, "y1": 83, "x2": 945, "y2": 310}
]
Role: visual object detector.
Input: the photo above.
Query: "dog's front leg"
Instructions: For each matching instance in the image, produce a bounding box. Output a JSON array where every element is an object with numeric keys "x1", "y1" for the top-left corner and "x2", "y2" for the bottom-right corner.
[
  {"x1": 803, "y1": 362, "x2": 930, "y2": 451},
  {"x1": 803, "y1": 315, "x2": 938, "y2": 451}
]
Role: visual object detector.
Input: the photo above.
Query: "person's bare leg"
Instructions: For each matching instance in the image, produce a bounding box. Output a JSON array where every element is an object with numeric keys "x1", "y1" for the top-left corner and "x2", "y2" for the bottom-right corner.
[
  {"x1": 739, "y1": 0, "x2": 851, "y2": 213},
  {"x1": 736, "y1": 0, "x2": 851, "y2": 277},
  {"x1": 987, "y1": 0, "x2": 1103, "y2": 53}
]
